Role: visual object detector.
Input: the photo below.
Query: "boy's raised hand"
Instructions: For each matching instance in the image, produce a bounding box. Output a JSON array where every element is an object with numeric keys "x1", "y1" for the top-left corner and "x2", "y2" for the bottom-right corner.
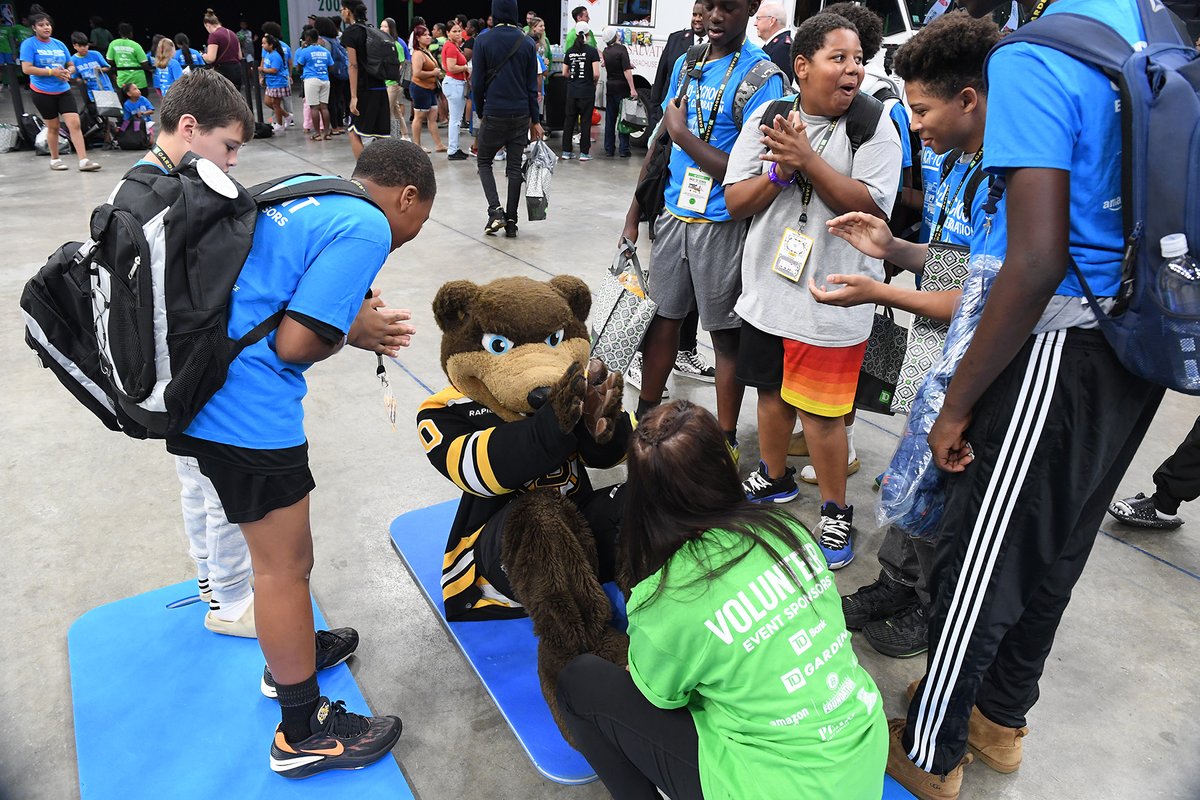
[
  {"x1": 826, "y1": 211, "x2": 894, "y2": 260},
  {"x1": 759, "y1": 110, "x2": 810, "y2": 176}
]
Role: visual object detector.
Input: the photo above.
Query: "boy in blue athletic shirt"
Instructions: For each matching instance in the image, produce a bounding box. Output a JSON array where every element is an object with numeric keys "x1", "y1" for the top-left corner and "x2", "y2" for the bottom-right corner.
[
  {"x1": 122, "y1": 82, "x2": 153, "y2": 120},
  {"x1": 163, "y1": 128, "x2": 434, "y2": 778},
  {"x1": 884, "y1": 1, "x2": 1167, "y2": 797},
  {"x1": 295, "y1": 29, "x2": 332, "y2": 138},
  {"x1": 69, "y1": 32, "x2": 112, "y2": 98},
  {"x1": 621, "y1": 0, "x2": 785, "y2": 448}
]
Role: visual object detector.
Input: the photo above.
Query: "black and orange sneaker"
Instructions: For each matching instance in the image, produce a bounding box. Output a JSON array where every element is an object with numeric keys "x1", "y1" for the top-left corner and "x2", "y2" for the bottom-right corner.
[
  {"x1": 269, "y1": 697, "x2": 402, "y2": 779},
  {"x1": 261, "y1": 627, "x2": 359, "y2": 699}
]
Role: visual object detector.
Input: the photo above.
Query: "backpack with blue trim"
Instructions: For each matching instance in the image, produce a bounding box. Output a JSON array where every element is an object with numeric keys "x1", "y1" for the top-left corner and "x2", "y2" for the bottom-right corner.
[
  {"x1": 986, "y1": 0, "x2": 1200, "y2": 394},
  {"x1": 19, "y1": 162, "x2": 377, "y2": 439}
]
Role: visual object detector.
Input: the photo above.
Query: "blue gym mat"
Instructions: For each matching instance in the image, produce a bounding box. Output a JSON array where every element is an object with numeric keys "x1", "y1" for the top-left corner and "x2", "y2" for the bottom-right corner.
[
  {"x1": 390, "y1": 499, "x2": 599, "y2": 784},
  {"x1": 68, "y1": 582, "x2": 414, "y2": 800},
  {"x1": 392, "y1": 499, "x2": 916, "y2": 798}
]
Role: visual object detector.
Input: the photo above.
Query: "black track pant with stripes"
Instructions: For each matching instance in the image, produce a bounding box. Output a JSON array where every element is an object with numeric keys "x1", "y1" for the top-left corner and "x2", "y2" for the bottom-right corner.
[{"x1": 902, "y1": 328, "x2": 1163, "y2": 775}]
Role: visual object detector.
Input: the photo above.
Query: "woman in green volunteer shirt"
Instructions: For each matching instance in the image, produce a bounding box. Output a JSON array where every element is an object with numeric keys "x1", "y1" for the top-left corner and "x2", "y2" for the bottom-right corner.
[
  {"x1": 557, "y1": 400, "x2": 887, "y2": 799},
  {"x1": 105, "y1": 22, "x2": 148, "y2": 90}
]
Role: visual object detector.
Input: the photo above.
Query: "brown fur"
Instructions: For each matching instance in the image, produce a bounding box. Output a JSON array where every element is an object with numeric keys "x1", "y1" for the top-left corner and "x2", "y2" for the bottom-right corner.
[{"x1": 431, "y1": 275, "x2": 630, "y2": 745}]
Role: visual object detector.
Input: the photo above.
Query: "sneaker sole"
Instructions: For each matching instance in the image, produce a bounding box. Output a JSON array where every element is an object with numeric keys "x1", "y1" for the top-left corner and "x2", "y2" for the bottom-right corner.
[
  {"x1": 261, "y1": 650, "x2": 356, "y2": 699},
  {"x1": 1105, "y1": 508, "x2": 1182, "y2": 529},
  {"x1": 824, "y1": 553, "x2": 855, "y2": 570},
  {"x1": 864, "y1": 636, "x2": 927, "y2": 659},
  {"x1": 800, "y1": 459, "x2": 861, "y2": 485},
  {"x1": 747, "y1": 488, "x2": 799, "y2": 504},
  {"x1": 270, "y1": 720, "x2": 403, "y2": 779},
  {"x1": 671, "y1": 368, "x2": 716, "y2": 383}
]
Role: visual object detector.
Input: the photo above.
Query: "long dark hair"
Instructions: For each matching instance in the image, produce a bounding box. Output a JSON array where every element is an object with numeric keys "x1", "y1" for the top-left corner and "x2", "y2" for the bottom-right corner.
[
  {"x1": 174, "y1": 33, "x2": 195, "y2": 67},
  {"x1": 622, "y1": 401, "x2": 822, "y2": 607}
]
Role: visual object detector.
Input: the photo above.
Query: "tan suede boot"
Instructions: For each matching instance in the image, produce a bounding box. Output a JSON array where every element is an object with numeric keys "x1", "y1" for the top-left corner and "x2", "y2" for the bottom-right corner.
[
  {"x1": 968, "y1": 706, "x2": 1027, "y2": 773},
  {"x1": 886, "y1": 719, "x2": 973, "y2": 800},
  {"x1": 905, "y1": 678, "x2": 1028, "y2": 773}
]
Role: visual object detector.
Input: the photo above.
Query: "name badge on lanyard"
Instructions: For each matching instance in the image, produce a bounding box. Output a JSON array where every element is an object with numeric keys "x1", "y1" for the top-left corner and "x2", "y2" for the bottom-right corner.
[
  {"x1": 771, "y1": 228, "x2": 815, "y2": 282},
  {"x1": 679, "y1": 166, "x2": 714, "y2": 214}
]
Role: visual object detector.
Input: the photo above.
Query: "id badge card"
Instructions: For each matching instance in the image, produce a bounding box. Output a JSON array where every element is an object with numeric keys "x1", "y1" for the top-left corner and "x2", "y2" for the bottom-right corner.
[
  {"x1": 678, "y1": 166, "x2": 713, "y2": 214},
  {"x1": 771, "y1": 227, "x2": 815, "y2": 282}
]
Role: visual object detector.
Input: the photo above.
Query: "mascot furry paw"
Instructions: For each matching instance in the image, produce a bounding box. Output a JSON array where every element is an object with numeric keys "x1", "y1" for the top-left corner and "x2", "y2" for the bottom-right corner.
[{"x1": 417, "y1": 275, "x2": 630, "y2": 740}]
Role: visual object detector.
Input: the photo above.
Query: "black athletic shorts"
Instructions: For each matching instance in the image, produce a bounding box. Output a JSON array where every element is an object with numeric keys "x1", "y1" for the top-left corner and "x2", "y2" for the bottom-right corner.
[
  {"x1": 736, "y1": 321, "x2": 785, "y2": 389},
  {"x1": 166, "y1": 435, "x2": 315, "y2": 524},
  {"x1": 31, "y1": 90, "x2": 78, "y2": 120},
  {"x1": 349, "y1": 86, "x2": 390, "y2": 138}
]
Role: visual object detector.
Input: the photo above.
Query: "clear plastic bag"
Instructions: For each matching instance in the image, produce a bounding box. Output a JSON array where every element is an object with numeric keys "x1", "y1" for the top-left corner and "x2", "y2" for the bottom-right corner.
[
  {"x1": 876, "y1": 253, "x2": 1003, "y2": 536},
  {"x1": 523, "y1": 140, "x2": 557, "y2": 221}
]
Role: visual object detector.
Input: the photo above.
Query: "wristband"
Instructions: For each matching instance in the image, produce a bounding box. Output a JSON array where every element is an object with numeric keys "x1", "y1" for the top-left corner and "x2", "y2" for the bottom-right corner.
[{"x1": 767, "y1": 161, "x2": 797, "y2": 188}]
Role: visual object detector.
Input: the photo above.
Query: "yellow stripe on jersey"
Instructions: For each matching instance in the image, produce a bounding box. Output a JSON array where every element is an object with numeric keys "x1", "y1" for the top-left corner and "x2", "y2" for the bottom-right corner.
[
  {"x1": 443, "y1": 526, "x2": 483, "y2": 570},
  {"x1": 475, "y1": 428, "x2": 505, "y2": 495},
  {"x1": 419, "y1": 386, "x2": 466, "y2": 414},
  {"x1": 443, "y1": 565, "x2": 478, "y2": 599}
]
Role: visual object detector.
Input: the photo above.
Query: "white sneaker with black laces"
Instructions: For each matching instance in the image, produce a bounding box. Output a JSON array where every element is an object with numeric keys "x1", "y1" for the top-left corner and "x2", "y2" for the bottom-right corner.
[
  {"x1": 672, "y1": 348, "x2": 716, "y2": 383},
  {"x1": 624, "y1": 353, "x2": 669, "y2": 399}
]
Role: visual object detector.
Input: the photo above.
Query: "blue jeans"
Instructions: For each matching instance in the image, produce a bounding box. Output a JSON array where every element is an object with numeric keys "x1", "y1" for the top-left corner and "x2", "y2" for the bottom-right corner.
[
  {"x1": 444, "y1": 78, "x2": 468, "y2": 153},
  {"x1": 604, "y1": 93, "x2": 630, "y2": 156},
  {"x1": 174, "y1": 456, "x2": 253, "y2": 608}
]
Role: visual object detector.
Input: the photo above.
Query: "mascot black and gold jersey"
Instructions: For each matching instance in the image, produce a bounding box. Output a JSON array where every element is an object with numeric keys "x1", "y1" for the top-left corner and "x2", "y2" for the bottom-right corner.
[{"x1": 417, "y1": 386, "x2": 632, "y2": 620}]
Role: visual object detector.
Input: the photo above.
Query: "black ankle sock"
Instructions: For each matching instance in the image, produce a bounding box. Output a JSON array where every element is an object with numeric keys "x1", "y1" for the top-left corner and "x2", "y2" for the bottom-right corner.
[
  {"x1": 276, "y1": 672, "x2": 321, "y2": 743},
  {"x1": 636, "y1": 396, "x2": 660, "y2": 419}
]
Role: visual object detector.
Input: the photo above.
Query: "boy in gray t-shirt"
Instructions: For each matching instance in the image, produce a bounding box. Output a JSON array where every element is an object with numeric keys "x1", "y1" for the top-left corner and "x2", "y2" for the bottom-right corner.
[{"x1": 723, "y1": 13, "x2": 900, "y2": 566}]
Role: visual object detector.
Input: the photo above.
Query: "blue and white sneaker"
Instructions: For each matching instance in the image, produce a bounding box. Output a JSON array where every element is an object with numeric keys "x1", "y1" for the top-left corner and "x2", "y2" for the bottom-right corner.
[
  {"x1": 742, "y1": 461, "x2": 799, "y2": 503},
  {"x1": 817, "y1": 501, "x2": 855, "y2": 569}
]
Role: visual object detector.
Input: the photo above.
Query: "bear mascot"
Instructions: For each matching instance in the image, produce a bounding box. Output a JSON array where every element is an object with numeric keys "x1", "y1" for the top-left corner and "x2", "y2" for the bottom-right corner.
[{"x1": 417, "y1": 274, "x2": 631, "y2": 739}]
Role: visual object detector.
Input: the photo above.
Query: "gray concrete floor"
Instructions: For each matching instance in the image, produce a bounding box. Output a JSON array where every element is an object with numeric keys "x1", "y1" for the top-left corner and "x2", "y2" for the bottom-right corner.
[{"x1": 1, "y1": 86, "x2": 1199, "y2": 799}]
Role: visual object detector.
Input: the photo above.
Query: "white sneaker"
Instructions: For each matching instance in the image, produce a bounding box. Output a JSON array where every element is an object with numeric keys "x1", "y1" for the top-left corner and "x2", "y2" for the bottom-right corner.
[
  {"x1": 49, "y1": 158, "x2": 68, "y2": 171},
  {"x1": 799, "y1": 450, "x2": 861, "y2": 485},
  {"x1": 672, "y1": 348, "x2": 716, "y2": 383},
  {"x1": 272, "y1": 123, "x2": 286, "y2": 133},
  {"x1": 284, "y1": 115, "x2": 296, "y2": 127},
  {"x1": 624, "y1": 353, "x2": 669, "y2": 399}
]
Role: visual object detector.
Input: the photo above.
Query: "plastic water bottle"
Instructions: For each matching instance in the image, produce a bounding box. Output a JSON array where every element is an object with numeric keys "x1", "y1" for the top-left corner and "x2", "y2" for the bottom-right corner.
[{"x1": 1159, "y1": 234, "x2": 1200, "y2": 315}]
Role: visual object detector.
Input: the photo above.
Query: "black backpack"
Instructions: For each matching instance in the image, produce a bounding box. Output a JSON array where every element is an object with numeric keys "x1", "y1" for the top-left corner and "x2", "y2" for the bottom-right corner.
[
  {"x1": 362, "y1": 25, "x2": 401, "y2": 82},
  {"x1": 758, "y1": 91, "x2": 886, "y2": 156},
  {"x1": 20, "y1": 160, "x2": 379, "y2": 439}
]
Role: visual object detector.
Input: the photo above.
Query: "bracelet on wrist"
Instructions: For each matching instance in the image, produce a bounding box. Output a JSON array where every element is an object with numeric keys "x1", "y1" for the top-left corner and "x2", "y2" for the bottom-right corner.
[{"x1": 767, "y1": 162, "x2": 797, "y2": 188}]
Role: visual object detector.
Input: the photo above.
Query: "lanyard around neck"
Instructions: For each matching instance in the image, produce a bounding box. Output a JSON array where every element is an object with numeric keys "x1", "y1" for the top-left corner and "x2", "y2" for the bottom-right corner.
[
  {"x1": 794, "y1": 104, "x2": 840, "y2": 229},
  {"x1": 691, "y1": 48, "x2": 741, "y2": 143},
  {"x1": 930, "y1": 149, "x2": 984, "y2": 244},
  {"x1": 1029, "y1": 0, "x2": 1051, "y2": 21},
  {"x1": 151, "y1": 144, "x2": 177, "y2": 172}
]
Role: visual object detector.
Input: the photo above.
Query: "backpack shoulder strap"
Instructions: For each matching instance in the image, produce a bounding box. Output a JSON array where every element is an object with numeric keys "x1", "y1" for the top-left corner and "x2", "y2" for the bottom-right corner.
[
  {"x1": 940, "y1": 149, "x2": 964, "y2": 182},
  {"x1": 843, "y1": 91, "x2": 885, "y2": 153},
  {"x1": 250, "y1": 175, "x2": 381, "y2": 211},
  {"x1": 675, "y1": 42, "x2": 709, "y2": 94},
  {"x1": 984, "y1": 13, "x2": 1131, "y2": 84},
  {"x1": 733, "y1": 59, "x2": 784, "y2": 129},
  {"x1": 759, "y1": 96, "x2": 796, "y2": 130},
  {"x1": 871, "y1": 78, "x2": 901, "y2": 105},
  {"x1": 485, "y1": 33, "x2": 528, "y2": 91},
  {"x1": 962, "y1": 167, "x2": 991, "y2": 225}
]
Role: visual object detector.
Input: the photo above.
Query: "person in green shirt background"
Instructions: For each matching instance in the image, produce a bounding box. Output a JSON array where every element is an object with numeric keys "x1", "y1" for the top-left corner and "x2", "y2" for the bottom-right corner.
[
  {"x1": 89, "y1": 16, "x2": 113, "y2": 54},
  {"x1": 106, "y1": 22, "x2": 147, "y2": 90},
  {"x1": 556, "y1": 400, "x2": 888, "y2": 799},
  {"x1": 564, "y1": 5, "x2": 598, "y2": 50}
]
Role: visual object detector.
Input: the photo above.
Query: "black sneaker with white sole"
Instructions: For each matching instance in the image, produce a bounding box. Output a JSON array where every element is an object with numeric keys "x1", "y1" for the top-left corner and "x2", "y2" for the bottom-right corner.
[
  {"x1": 862, "y1": 604, "x2": 928, "y2": 658},
  {"x1": 816, "y1": 502, "x2": 855, "y2": 569},
  {"x1": 672, "y1": 348, "x2": 716, "y2": 383},
  {"x1": 1107, "y1": 492, "x2": 1183, "y2": 530},
  {"x1": 842, "y1": 572, "x2": 918, "y2": 630},
  {"x1": 504, "y1": 219, "x2": 519, "y2": 238},
  {"x1": 269, "y1": 697, "x2": 402, "y2": 779},
  {"x1": 262, "y1": 627, "x2": 360, "y2": 698}
]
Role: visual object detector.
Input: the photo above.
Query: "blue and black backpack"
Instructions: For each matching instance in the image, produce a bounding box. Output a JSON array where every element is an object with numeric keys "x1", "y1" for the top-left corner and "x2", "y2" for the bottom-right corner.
[{"x1": 987, "y1": 0, "x2": 1200, "y2": 394}]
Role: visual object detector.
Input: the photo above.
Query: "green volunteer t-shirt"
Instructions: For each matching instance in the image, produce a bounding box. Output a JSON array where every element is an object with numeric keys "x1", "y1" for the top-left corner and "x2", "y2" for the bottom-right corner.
[
  {"x1": 627, "y1": 524, "x2": 887, "y2": 799},
  {"x1": 106, "y1": 37, "x2": 147, "y2": 88}
]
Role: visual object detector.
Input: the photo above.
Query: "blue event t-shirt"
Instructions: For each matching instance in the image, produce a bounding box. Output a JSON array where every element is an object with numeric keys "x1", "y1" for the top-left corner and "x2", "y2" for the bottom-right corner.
[
  {"x1": 154, "y1": 59, "x2": 183, "y2": 94},
  {"x1": 662, "y1": 39, "x2": 784, "y2": 221},
  {"x1": 69, "y1": 51, "x2": 112, "y2": 99},
  {"x1": 173, "y1": 48, "x2": 206, "y2": 68},
  {"x1": 925, "y1": 152, "x2": 988, "y2": 248},
  {"x1": 262, "y1": 50, "x2": 289, "y2": 88},
  {"x1": 295, "y1": 44, "x2": 331, "y2": 80},
  {"x1": 184, "y1": 176, "x2": 392, "y2": 449},
  {"x1": 918, "y1": 146, "x2": 948, "y2": 243},
  {"x1": 20, "y1": 35, "x2": 71, "y2": 93},
  {"x1": 983, "y1": 0, "x2": 1144, "y2": 297},
  {"x1": 122, "y1": 96, "x2": 154, "y2": 120}
]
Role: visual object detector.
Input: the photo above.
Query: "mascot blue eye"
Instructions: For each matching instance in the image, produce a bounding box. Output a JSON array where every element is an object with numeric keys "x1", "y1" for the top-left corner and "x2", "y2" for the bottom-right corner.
[
  {"x1": 545, "y1": 329, "x2": 564, "y2": 347},
  {"x1": 481, "y1": 333, "x2": 513, "y2": 355}
]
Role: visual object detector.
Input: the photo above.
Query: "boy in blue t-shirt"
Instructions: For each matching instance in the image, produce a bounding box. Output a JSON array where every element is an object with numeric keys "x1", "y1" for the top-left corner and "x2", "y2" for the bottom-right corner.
[
  {"x1": 121, "y1": 82, "x2": 154, "y2": 119},
  {"x1": 164, "y1": 134, "x2": 435, "y2": 779},
  {"x1": 620, "y1": 0, "x2": 784, "y2": 447},
  {"x1": 69, "y1": 32, "x2": 112, "y2": 99},
  {"x1": 886, "y1": 0, "x2": 1169, "y2": 795},
  {"x1": 294, "y1": 29, "x2": 332, "y2": 138}
]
